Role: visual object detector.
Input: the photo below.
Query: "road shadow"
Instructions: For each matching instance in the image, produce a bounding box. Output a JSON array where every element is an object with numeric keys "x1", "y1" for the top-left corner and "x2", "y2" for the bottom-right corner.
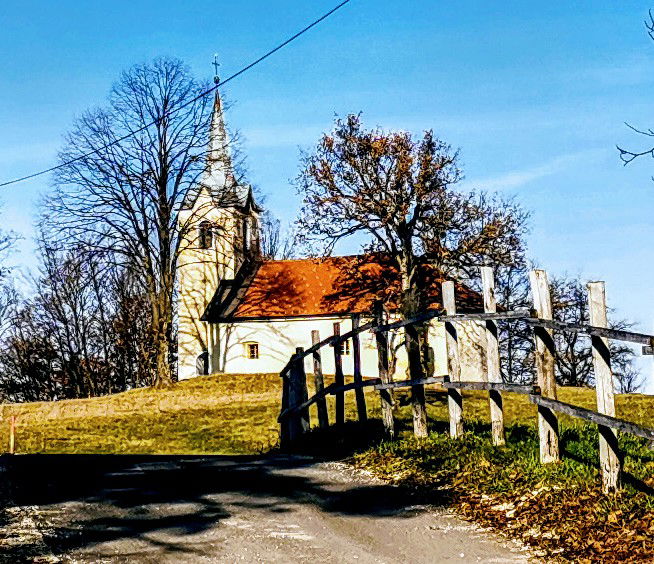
[{"x1": 0, "y1": 453, "x2": 448, "y2": 560}]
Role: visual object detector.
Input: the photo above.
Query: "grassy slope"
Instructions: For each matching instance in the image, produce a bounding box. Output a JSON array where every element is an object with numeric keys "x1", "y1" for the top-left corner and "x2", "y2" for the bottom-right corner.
[
  {"x1": 0, "y1": 374, "x2": 652, "y2": 455},
  {"x1": 1, "y1": 375, "x2": 653, "y2": 561}
]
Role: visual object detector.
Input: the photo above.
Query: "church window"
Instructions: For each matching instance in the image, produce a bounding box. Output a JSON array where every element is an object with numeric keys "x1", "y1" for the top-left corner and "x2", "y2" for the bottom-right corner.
[
  {"x1": 339, "y1": 339, "x2": 351, "y2": 356},
  {"x1": 244, "y1": 342, "x2": 259, "y2": 360},
  {"x1": 243, "y1": 217, "x2": 250, "y2": 252},
  {"x1": 198, "y1": 221, "x2": 213, "y2": 249}
]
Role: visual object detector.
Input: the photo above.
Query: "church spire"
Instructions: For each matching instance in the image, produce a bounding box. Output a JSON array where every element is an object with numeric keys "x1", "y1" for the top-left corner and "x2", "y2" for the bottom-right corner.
[
  {"x1": 203, "y1": 55, "x2": 259, "y2": 212},
  {"x1": 205, "y1": 80, "x2": 234, "y2": 195}
]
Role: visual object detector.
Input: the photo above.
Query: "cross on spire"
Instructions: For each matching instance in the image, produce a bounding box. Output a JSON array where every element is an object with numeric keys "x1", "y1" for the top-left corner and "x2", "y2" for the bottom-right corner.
[{"x1": 213, "y1": 53, "x2": 220, "y2": 85}]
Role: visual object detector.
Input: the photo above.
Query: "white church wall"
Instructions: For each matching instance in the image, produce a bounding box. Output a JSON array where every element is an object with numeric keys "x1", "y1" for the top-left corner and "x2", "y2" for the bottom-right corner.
[{"x1": 208, "y1": 316, "x2": 450, "y2": 379}]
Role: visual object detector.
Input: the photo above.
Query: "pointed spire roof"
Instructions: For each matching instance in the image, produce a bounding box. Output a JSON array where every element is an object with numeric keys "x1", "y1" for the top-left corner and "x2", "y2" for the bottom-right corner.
[
  {"x1": 183, "y1": 88, "x2": 261, "y2": 213},
  {"x1": 205, "y1": 91, "x2": 234, "y2": 193}
]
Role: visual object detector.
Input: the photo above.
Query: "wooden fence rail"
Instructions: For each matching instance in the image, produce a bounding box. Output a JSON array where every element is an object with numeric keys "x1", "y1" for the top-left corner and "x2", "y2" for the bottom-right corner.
[{"x1": 278, "y1": 267, "x2": 654, "y2": 494}]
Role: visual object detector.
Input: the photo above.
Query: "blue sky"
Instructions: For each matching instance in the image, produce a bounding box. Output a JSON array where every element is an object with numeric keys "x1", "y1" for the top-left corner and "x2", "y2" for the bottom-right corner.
[{"x1": 1, "y1": 1, "x2": 654, "y2": 389}]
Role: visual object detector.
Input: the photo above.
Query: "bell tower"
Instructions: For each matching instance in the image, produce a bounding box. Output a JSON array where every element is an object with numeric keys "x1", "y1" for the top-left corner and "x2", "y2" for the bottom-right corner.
[{"x1": 177, "y1": 78, "x2": 260, "y2": 380}]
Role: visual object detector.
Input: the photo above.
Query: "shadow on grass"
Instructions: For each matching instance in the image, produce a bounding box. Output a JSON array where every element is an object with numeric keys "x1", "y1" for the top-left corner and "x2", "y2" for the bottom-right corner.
[
  {"x1": 0, "y1": 449, "x2": 448, "y2": 561},
  {"x1": 559, "y1": 427, "x2": 654, "y2": 496}
]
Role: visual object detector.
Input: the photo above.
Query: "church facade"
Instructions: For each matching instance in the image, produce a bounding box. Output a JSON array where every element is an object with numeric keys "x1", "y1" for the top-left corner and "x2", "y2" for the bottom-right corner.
[{"x1": 177, "y1": 92, "x2": 484, "y2": 381}]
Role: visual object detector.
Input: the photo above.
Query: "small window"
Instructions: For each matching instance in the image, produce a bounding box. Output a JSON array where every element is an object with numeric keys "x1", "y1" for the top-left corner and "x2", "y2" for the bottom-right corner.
[
  {"x1": 244, "y1": 342, "x2": 259, "y2": 360},
  {"x1": 339, "y1": 339, "x2": 350, "y2": 356},
  {"x1": 243, "y1": 217, "x2": 250, "y2": 252},
  {"x1": 198, "y1": 221, "x2": 213, "y2": 249}
]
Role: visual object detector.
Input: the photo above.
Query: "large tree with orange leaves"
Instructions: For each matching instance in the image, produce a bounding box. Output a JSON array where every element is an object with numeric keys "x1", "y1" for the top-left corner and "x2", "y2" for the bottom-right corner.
[{"x1": 297, "y1": 114, "x2": 529, "y2": 434}]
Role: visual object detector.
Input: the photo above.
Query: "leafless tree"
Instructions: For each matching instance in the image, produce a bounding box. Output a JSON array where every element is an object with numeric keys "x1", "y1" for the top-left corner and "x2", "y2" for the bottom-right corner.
[
  {"x1": 260, "y1": 210, "x2": 298, "y2": 260},
  {"x1": 618, "y1": 11, "x2": 654, "y2": 166},
  {"x1": 549, "y1": 275, "x2": 640, "y2": 390},
  {"x1": 296, "y1": 114, "x2": 529, "y2": 430},
  {"x1": 492, "y1": 267, "x2": 641, "y2": 391},
  {"x1": 46, "y1": 57, "x2": 221, "y2": 387},
  {"x1": 0, "y1": 207, "x2": 19, "y2": 341},
  {"x1": 494, "y1": 263, "x2": 535, "y2": 384},
  {"x1": 0, "y1": 239, "x2": 157, "y2": 401}
]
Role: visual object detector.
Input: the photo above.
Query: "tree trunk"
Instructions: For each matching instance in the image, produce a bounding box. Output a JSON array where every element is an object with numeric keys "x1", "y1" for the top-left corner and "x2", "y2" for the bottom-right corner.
[
  {"x1": 152, "y1": 294, "x2": 173, "y2": 388},
  {"x1": 400, "y1": 263, "x2": 428, "y2": 438},
  {"x1": 154, "y1": 325, "x2": 172, "y2": 387}
]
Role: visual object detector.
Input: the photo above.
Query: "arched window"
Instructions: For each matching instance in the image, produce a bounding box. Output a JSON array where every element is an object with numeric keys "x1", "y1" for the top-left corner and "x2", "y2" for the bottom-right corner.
[
  {"x1": 243, "y1": 217, "x2": 250, "y2": 252},
  {"x1": 198, "y1": 221, "x2": 213, "y2": 249},
  {"x1": 196, "y1": 351, "x2": 209, "y2": 375}
]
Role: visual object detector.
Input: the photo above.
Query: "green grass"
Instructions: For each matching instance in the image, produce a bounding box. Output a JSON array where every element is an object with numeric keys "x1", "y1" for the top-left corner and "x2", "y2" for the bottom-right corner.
[
  {"x1": 350, "y1": 425, "x2": 654, "y2": 562},
  {"x1": 1, "y1": 374, "x2": 652, "y2": 456},
  {"x1": 1, "y1": 374, "x2": 652, "y2": 561},
  {"x1": 0, "y1": 374, "x2": 282, "y2": 454}
]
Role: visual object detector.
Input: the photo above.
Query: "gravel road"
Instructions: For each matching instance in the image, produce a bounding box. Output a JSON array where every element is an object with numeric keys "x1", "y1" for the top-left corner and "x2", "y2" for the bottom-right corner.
[{"x1": 1, "y1": 455, "x2": 531, "y2": 563}]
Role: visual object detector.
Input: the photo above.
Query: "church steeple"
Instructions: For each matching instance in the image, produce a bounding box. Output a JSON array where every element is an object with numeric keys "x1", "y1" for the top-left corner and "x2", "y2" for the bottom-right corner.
[
  {"x1": 176, "y1": 57, "x2": 262, "y2": 380},
  {"x1": 205, "y1": 88, "x2": 234, "y2": 194}
]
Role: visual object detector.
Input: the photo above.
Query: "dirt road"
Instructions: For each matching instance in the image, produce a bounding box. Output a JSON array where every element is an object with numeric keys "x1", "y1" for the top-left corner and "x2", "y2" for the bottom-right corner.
[{"x1": 1, "y1": 455, "x2": 530, "y2": 562}]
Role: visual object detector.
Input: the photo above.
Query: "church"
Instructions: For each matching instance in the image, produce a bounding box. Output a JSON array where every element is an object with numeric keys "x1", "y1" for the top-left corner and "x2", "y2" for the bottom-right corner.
[{"x1": 177, "y1": 91, "x2": 484, "y2": 381}]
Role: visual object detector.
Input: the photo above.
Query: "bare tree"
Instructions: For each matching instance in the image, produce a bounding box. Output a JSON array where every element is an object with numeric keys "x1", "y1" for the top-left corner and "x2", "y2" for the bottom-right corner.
[
  {"x1": 550, "y1": 275, "x2": 640, "y2": 390},
  {"x1": 297, "y1": 114, "x2": 529, "y2": 432},
  {"x1": 260, "y1": 210, "x2": 298, "y2": 260},
  {"x1": 0, "y1": 240, "x2": 157, "y2": 401},
  {"x1": 111, "y1": 267, "x2": 155, "y2": 390},
  {"x1": 0, "y1": 245, "x2": 106, "y2": 400},
  {"x1": 0, "y1": 207, "x2": 19, "y2": 341},
  {"x1": 495, "y1": 263, "x2": 534, "y2": 384},
  {"x1": 47, "y1": 57, "x2": 220, "y2": 387},
  {"x1": 618, "y1": 11, "x2": 654, "y2": 166}
]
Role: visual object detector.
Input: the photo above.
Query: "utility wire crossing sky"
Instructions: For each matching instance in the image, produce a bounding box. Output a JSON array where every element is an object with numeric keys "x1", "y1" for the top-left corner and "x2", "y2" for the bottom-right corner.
[
  {"x1": 0, "y1": 1, "x2": 653, "y2": 389},
  {"x1": 0, "y1": 0, "x2": 351, "y2": 188}
]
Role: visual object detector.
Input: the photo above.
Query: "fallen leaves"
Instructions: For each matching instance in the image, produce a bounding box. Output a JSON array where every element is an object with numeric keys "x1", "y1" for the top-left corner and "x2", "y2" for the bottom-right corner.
[{"x1": 352, "y1": 426, "x2": 654, "y2": 563}]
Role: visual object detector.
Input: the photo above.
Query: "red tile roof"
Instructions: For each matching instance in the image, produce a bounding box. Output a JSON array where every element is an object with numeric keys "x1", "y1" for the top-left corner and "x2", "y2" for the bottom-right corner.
[{"x1": 206, "y1": 255, "x2": 483, "y2": 321}]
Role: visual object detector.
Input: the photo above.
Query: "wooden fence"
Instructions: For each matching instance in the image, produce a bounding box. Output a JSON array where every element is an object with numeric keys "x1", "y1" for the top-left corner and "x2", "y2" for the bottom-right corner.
[{"x1": 278, "y1": 268, "x2": 654, "y2": 494}]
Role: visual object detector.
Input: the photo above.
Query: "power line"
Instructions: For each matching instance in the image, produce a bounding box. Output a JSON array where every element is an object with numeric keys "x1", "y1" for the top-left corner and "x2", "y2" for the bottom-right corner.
[{"x1": 0, "y1": 0, "x2": 351, "y2": 188}]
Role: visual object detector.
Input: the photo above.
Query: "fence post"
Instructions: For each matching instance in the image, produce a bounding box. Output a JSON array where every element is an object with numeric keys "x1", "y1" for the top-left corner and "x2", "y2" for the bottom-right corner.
[
  {"x1": 442, "y1": 281, "x2": 463, "y2": 438},
  {"x1": 8, "y1": 414, "x2": 15, "y2": 455},
  {"x1": 351, "y1": 314, "x2": 368, "y2": 423},
  {"x1": 288, "y1": 347, "x2": 310, "y2": 443},
  {"x1": 481, "y1": 267, "x2": 505, "y2": 446},
  {"x1": 333, "y1": 322, "x2": 345, "y2": 426},
  {"x1": 529, "y1": 269, "x2": 560, "y2": 464},
  {"x1": 374, "y1": 300, "x2": 395, "y2": 438},
  {"x1": 588, "y1": 281, "x2": 621, "y2": 493},
  {"x1": 311, "y1": 330, "x2": 329, "y2": 429}
]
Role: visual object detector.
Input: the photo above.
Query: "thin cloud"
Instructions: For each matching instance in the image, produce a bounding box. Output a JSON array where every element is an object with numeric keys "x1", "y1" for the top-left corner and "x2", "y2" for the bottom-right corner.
[{"x1": 465, "y1": 149, "x2": 606, "y2": 191}]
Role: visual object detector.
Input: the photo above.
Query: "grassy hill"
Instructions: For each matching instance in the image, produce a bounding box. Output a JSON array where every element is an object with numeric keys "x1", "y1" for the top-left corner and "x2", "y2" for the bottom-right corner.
[
  {"x1": 1, "y1": 374, "x2": 652, "y2": 561},
  {"x1": 0, "y1": 373, "x2": 652, "y2": 455}
]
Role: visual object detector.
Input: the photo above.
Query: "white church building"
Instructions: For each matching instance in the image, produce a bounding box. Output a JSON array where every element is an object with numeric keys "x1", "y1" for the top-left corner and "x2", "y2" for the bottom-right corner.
[{"x1": 177, "y1": 91, "x2": 484, "y2": 381}]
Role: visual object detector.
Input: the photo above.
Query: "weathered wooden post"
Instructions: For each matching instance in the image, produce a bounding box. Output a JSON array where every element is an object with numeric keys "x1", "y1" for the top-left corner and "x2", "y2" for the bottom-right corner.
[
  {"x1": 287, "y1": 348, "x2": 310, "y2": 444},
  {"x1": 481, "y1": 267, "x2": 505, "y2": 446},
  {"x1": 311, "y1": 330, "x2": 329, "y2": 429},
  {"x1": 374, "y1": 300, "x2": 395, "y2": 438},
  {"x1": 587, "y1": 281, "x2": 621, "y2": 492},
  {"x1": 442, "y1": 281, "x2": 463, "y2": 438},
  {"x1": 529, "y1": 269, "x2": 560, "y2": 464},
  {"x1": 8, "y1": 414, "x2": 15, "y2": 455},
  {"x1": 333, "y1": 322, "x2": 345, "y2": 425},
  {"x1": 351, "y1": 314, "x2": 368, "y2": 422}
]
